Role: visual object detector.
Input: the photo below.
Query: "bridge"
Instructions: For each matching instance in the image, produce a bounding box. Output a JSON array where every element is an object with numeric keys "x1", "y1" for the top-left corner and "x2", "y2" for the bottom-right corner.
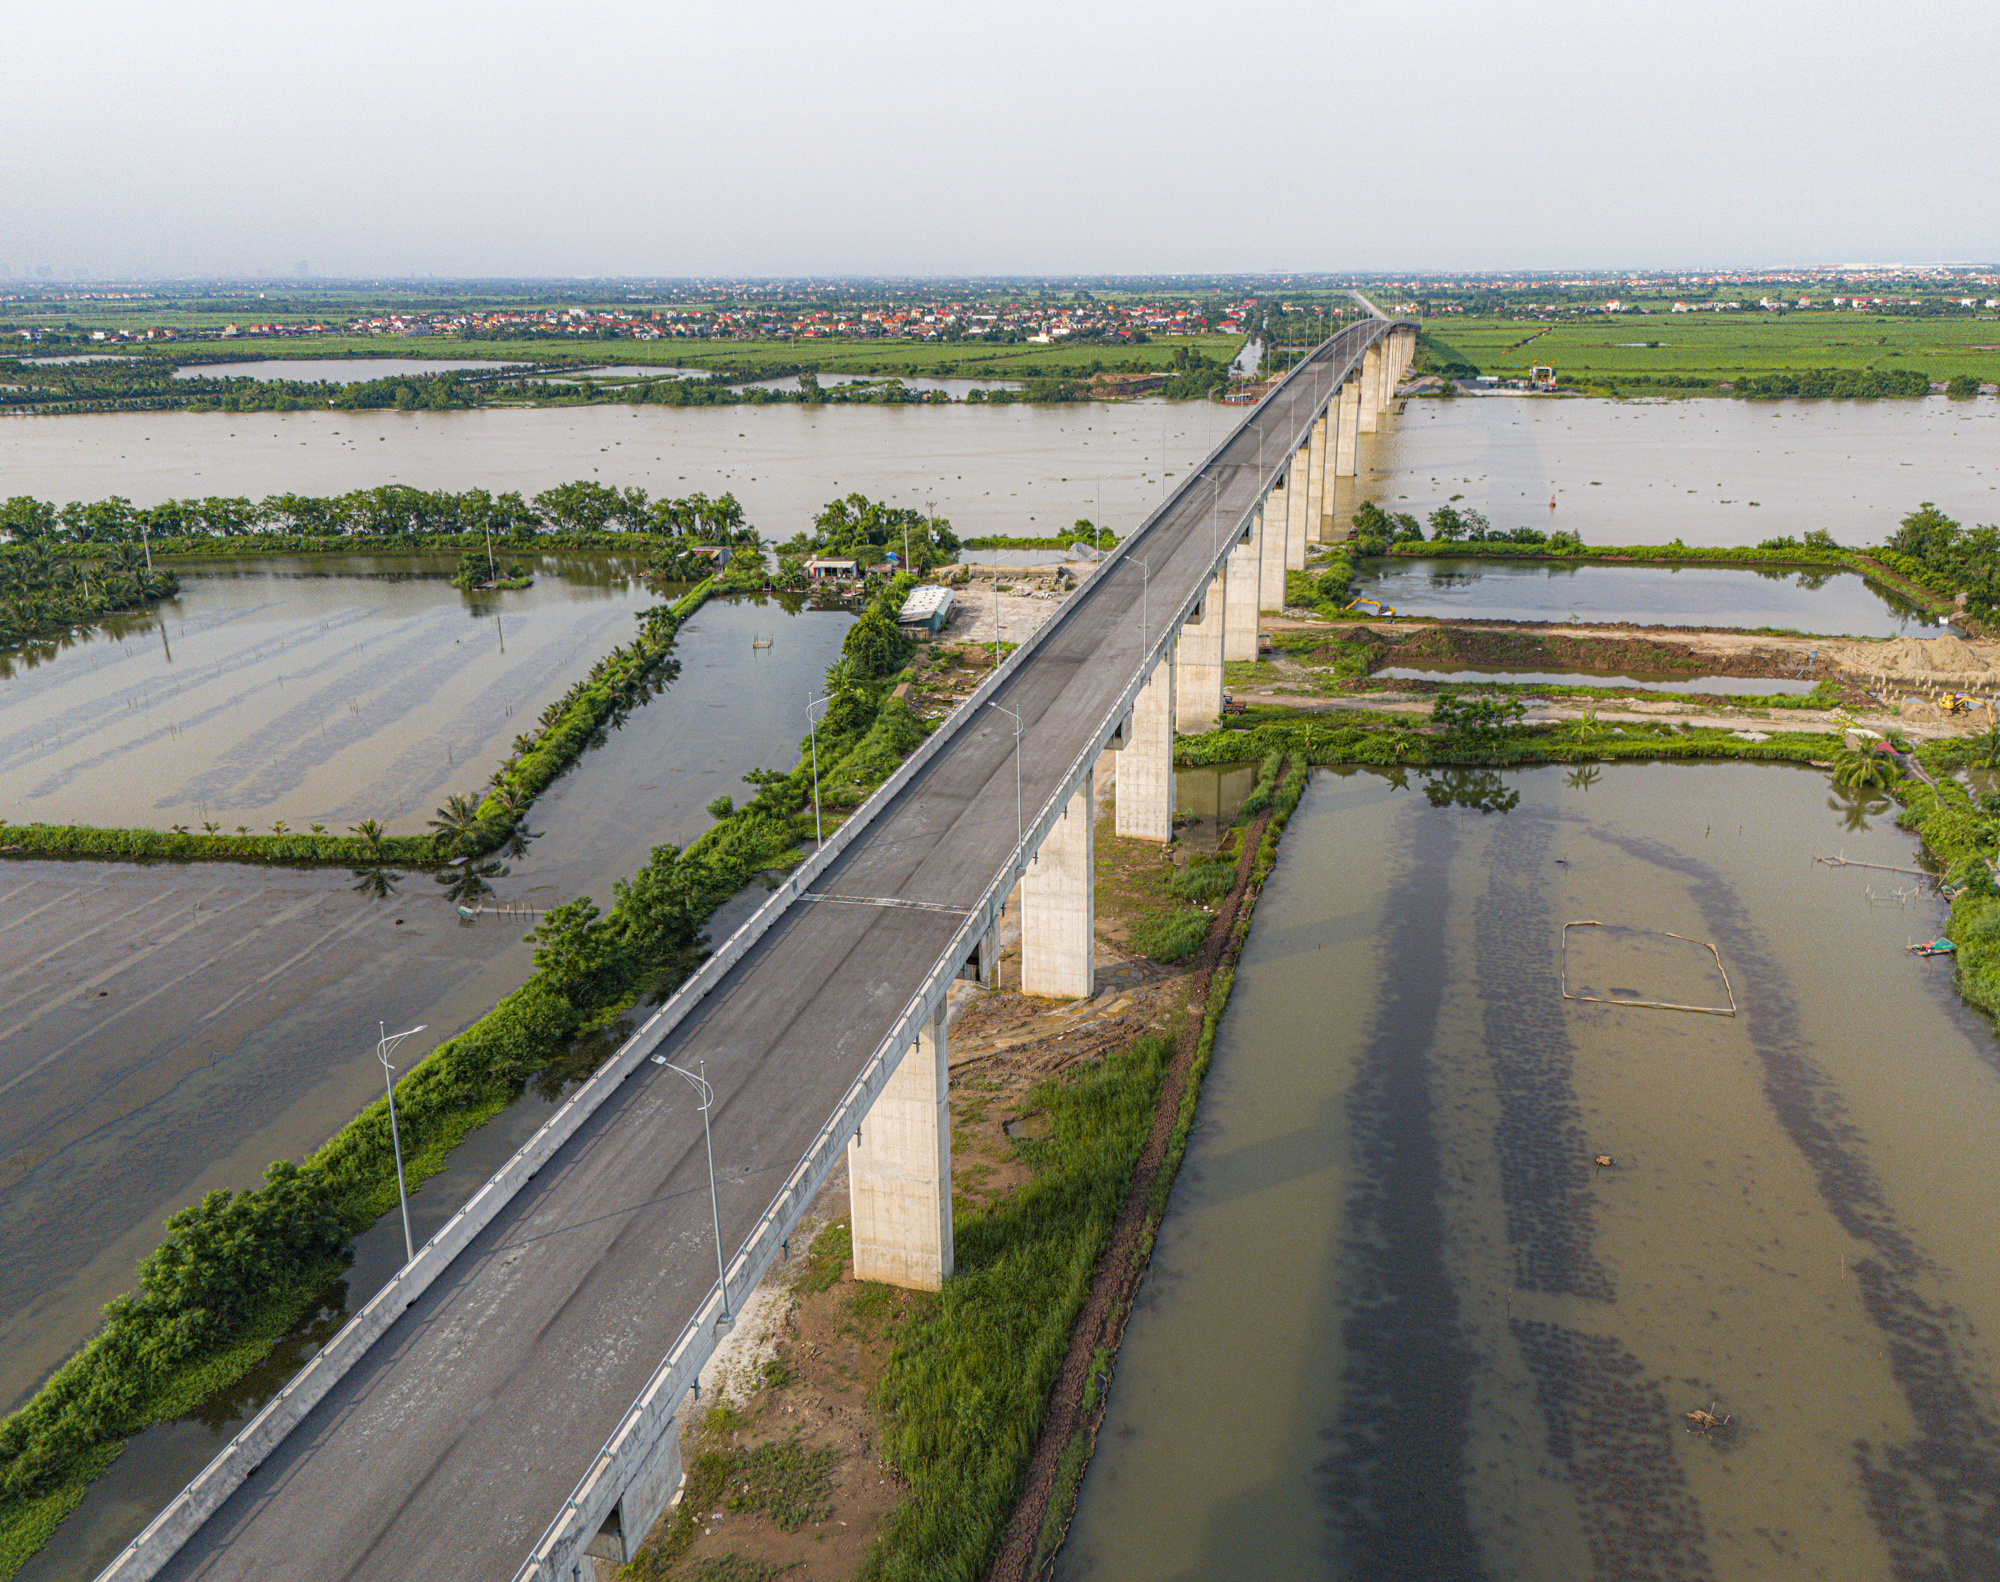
[{"x1": 103, "y1": 311, "x2": 1416, "y2": 1582}]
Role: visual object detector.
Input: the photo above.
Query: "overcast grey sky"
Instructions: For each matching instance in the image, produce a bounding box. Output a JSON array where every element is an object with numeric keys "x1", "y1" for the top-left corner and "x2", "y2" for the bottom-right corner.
[{"x1": 8, "y1": 0, "x2": 1994, "y2": 279}]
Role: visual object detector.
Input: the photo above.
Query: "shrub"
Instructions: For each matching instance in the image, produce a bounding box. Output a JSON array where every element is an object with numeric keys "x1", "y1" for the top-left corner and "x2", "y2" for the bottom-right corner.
[{"x1": 1129, "y1": 907, "x2": 1213, "y2": 962}]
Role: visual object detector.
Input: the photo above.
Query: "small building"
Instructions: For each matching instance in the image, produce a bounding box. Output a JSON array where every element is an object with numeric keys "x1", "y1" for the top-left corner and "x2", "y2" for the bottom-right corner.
[
  {"x1": 897, "y1": 584, "x2": 955, "y2": 635},
  {"x1": 804, "y1": 557, "x2": 860, "y2": 581},
  {"x1": 685, "y1": 544, "x2": 732, "y2": 569}
]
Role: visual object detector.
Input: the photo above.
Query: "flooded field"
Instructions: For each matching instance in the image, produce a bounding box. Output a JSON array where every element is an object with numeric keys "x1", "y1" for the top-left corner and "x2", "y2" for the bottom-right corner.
[
  {"x1": 0, "y1": 401, "x2": 1218, "y2": 546},
  {"x1": 0, "y1": 551, "x2": 695, "y2": 831},
  {"x1": 0, "y1": 593, "x2": 849, "y2": 1420},
  {"x1": 1375, "y1": 667, "x2": 1818, "y2": 697},
  {"x1": 1363, "y1": 396, "x2": 2000, "y2": 548},
  {"x1": 1350, "y1": 557, "x2": 1933, "y2": 635},
  {"x1": 1061, "y1": 762, "x2": 2000, "y2": 1582}
]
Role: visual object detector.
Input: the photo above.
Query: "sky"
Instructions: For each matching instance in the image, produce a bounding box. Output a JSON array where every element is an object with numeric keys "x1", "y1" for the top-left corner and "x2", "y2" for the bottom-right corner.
[{"x1": 7, "y1": 0, "x2": 1995, "y2": 279}]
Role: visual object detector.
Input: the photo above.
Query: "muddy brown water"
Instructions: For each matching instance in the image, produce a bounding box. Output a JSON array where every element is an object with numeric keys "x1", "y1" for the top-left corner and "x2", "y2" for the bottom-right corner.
[
  {"x1": 0, "y1": 401, "x2": 1222, "y2": 545},
  {"x1": 1350, "y1": 558, "x2": 1934, "y2": 636},
  {"x1": 1361, "y1": 395, "x2": 2000, "y2": 548},
  {"x1": 0, "y1": 551, "x2": 689, "y2": 832},
  {"x1": 0, "y1": 592, "x2": 850, "y2": 1423},
  {"x1": 1059, "y1": 762, "x2": 2000, "y2": 1581}
]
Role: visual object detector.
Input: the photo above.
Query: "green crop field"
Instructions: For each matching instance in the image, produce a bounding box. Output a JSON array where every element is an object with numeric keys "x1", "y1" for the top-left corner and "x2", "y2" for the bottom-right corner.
[{"x1": 1420, "y1": 314, "x2": 2000, "y2": 388}]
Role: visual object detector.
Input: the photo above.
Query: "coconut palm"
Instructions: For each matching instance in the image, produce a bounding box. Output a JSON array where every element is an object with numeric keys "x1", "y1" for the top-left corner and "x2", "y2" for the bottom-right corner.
[
  {"x1": 1831, "y1": 743, "x2": 1901, "y2": 793},
  {"x1": 350, "y1": 818, "x2": 387, "y2": 857},
  {"x1": 427, "y1": 793, "x2": 486, "y2": 855}
]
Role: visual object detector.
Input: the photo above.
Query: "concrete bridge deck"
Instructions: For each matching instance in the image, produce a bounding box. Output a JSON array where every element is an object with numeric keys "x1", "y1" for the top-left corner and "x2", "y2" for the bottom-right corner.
[{"x1": 138, "y1": 320, "x2": 1398, "y2": 1582}]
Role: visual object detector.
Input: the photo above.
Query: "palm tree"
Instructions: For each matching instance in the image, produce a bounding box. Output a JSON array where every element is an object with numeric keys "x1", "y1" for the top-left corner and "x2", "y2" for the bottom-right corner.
[
  {"x1": 427, "y1": 792, "x2": 485, "y2": 855},
  {"x1": 350, "y1": 818, "x2": 387, "y2": 857},
  {"x1": 202, "y1": 821, "x2": 220, "y2": 835},
  {"x1": 1831, "y1": 743, "x2": 1900, "y2": 793},
  {"x1": 1567, "y1": 709, "x2": 1600, "y2": 747}
]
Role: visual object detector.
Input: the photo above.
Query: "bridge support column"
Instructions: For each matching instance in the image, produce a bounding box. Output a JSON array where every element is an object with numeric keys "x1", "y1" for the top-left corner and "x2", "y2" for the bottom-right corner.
[
  {"x1": 1257, "y1": 493, "x2": 1286, "y2": 611},
  {"x1": 1175, "y1": 577, "x2": 1225, "y2": 734},
  {"x1": 848, "y1": 1000, "x2": 953, "y2": 1289},
  {"x1": 1336, "y1": 378, "x2": 1361, "y2": 478},
  {"x1": 1115, "y1": 661, "x2": 1174, "y2": 841},
  {"x1": 1307, "y1": 412, "x2": 1332, "y2": 543},
  {"x1": 1358, "y1": 344, "x2": 1383, "y2": 433},
  {"x1": 1284, "y1": 442, "x2": 1309, "y2": 571},
  {"x1": 1224, "y1": 514, "x2": 1261, "y2": 661},
  {"x1": 1023, "y1": 770, "x2": 1096, "y2": 998}
]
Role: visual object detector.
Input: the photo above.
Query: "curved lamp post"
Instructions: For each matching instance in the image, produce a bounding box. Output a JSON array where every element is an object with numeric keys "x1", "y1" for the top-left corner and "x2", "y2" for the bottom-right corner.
[
  {"x1": 655, "y1": 1057, "x2": 730, "y2": 1329},
  {"x1": 376, "y1": 1022, "x2": 428, "y2": 1265}
]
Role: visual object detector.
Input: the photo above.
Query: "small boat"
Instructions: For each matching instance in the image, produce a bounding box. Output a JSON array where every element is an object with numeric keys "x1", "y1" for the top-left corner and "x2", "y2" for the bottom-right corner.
[{"x1": 1909, "y1": 937, "x2": 1956, "y2": 957}]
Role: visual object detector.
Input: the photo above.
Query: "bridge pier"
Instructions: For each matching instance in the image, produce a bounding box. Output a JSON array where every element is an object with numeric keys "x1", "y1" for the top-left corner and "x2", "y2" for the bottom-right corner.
[
  {"x1": 1358, "y1": 344, "x2": 1383, "y2": 433},
  {"x1": 1284, "y1": 442, "x2": 1309, "y2": 571},
  {"x1": 1305, "y1": 412, "x2": 1329, "y2": 544},
  {"x1": 1335, "y1": 377, "x2": 1360, "y2": 478},
  {"x1": 1256, "y1": 501, "x2": 1285, "y2": 612},
  {"x1": 1175, "y1": 578, "x2": 1225, "y2": 733},
  {"x1": 1224, "y1": 513, "x2": 1261, "y2": 661},
  {"x1": 1115, "y1": 661, "x2": 1174, "y2": 842},
  {"x1": 1023, "y1": 769, "x2": 1096, "y2": 997},
  {"x1": 848, "y1": 1000, "x2": 953, "y2": 1289}
]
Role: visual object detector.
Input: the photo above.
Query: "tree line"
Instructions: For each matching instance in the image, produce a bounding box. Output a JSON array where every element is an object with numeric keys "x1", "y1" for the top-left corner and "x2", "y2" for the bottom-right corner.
[
  {"x1": 0, "y1": 482, "x2": 759, "y2": 547},
  {"x1": 1878, "y1": 502, "x2": 2000, "y2": 620}
]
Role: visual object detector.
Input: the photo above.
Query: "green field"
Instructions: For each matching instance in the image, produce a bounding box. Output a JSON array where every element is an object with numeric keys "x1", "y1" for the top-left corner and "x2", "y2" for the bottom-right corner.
[{"x1": 1420, "y1": 314, "x2": 2000, "y2": 388}]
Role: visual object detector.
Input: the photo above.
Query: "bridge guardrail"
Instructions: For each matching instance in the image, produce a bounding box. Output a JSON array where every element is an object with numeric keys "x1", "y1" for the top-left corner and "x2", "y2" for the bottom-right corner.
[{"x1": 96, "y1": 322, "x2": 1393, "y2": 1582}]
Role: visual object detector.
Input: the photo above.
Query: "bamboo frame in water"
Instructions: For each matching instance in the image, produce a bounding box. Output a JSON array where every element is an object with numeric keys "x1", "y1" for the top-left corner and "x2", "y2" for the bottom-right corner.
[{"x1": 1559, "y1": 919, "x2": 1737, "y2": 1017}]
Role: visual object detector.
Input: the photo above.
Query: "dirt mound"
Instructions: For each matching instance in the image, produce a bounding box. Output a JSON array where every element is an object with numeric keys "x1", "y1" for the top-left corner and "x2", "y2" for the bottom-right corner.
[{"x1": 1926, "y1": 632, "x2": 1983, "y2": 672}]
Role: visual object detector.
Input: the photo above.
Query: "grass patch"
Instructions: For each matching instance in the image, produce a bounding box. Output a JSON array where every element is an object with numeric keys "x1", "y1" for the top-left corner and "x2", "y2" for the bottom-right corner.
[
  {"x1": 860, "y1": 1034, "x2": 1176, "y2": 1582},
  {"x1": 1128, "y1": 908, "x2": 1212, "y2": 963}
]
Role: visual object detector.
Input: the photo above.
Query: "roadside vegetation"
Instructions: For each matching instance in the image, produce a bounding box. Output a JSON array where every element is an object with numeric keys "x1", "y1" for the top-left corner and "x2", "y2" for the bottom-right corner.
[{"x1": 0, "y1": 574, "x2": 936, "y2": 1578}]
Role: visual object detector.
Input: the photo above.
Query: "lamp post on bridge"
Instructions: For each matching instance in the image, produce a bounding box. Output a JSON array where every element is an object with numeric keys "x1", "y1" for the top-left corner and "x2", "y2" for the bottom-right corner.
[
  {"x1": 806, "y1": 692, "x2": 833, "y2": 849},
  {"x1": 987, "y1": 700, "x2": 1023, "y2": 853},
  {"x1": 376, "y1": 1022, "x2": 428, "y2": 1265},
  {"x1": 653, "y1": 1057, "x2": 731, "y2": 1329}
]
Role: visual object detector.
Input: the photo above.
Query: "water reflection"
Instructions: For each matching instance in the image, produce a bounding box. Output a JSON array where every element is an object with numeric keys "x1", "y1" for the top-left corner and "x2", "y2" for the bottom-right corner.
[{"x1": 1352, "y1": 557, "x2": 1932, "y2": 635}]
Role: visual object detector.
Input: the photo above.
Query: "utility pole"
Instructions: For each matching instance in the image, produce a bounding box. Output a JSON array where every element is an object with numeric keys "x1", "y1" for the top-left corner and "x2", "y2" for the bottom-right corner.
[{"x1": 988, "y1": 701, "x2": 1023, "y2": 851}]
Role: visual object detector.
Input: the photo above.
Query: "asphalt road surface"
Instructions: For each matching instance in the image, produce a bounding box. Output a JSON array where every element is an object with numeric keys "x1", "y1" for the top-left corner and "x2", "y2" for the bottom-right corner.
[{"x1": 151, "y1": 324, "x2": 1384, "y2": 1582}]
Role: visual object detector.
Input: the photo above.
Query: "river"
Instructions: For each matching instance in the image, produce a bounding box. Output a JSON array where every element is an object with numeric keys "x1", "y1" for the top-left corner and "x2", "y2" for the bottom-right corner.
[
  {"x1": 1362, "y1": 395, "x2": 2000, "y2": 549},
  {"x1": 0, "y1": 401, "x2": 1223, "y2": 545},
  {"x1": 1060, "y1": 761, "x2": 2000, "y2": 1581}
]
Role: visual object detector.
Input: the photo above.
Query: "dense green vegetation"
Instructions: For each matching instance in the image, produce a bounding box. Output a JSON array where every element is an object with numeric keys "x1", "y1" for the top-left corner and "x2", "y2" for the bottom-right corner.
[
  {"x1": 1873, "y1": 502, "x2": 2000, "y2": 622},
  {"x1": 0, "y1": 575, "x2": 935, "y2": 1575},
  {"x1": 0, "y1": 539, "x2": 178, "y2": 647},
  {"x1": 0, "y1": 359, "x2": 492, "y2": 415},
  {"x1": 1734, "y1": 367, "x2": 1932, "y2": 399},
  {"x1": 775, "y1": 495, "x2": 960, "y2": 577},
  {"x1": 0, "y1": 482, "x2": 757, "y2": 547}
]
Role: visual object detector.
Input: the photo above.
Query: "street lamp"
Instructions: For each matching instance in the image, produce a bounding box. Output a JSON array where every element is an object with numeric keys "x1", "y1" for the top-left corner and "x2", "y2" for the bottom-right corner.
[
  {"x1": 806, "y1": 692, "x2": 833, "y2": 849},
  {"x1": 376, "y1": 1022, "x2": 428, "y2": 1265},
  {"x1": 655, "y1": 1057, "x2": 731, "y2": 1328},
  {"x1": 987, "y1": 700, "x2": 1023, "y2": 851},
  {"x1": 1123, "y1": 554, "x2": 1151, "y2": 666}
]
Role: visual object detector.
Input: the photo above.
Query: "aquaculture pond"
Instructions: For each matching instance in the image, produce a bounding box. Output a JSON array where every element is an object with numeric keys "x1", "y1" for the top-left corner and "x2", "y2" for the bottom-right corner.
[
  {"x1": 0, "y1": 550, "x2": 694, "y2": 832},
  {"x1": 1060, "y1": 761, "x2": 2000, "y2": 1582},
  {"x1": 0, "y1": 593, "x2": 850, "y2": 1425},
  {"x1": 1349, "y1": 557, "x2": 1934, "y2": 635},
  {"x1": 1374, "y1": 666, "x2": 1819, "y2": 697}
]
